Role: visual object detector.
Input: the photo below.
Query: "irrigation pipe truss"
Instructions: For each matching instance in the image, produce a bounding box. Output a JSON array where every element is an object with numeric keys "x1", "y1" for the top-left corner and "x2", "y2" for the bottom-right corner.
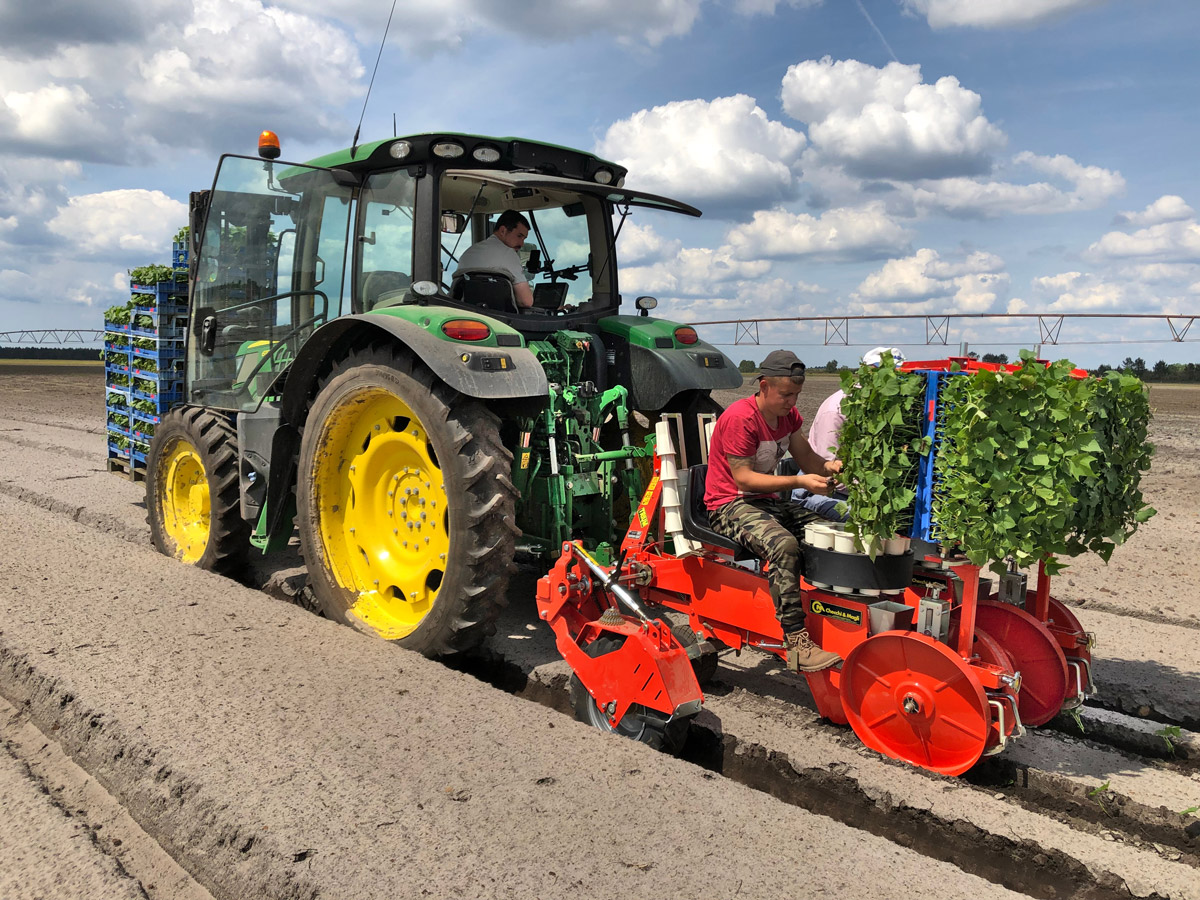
[{"x1": 683, "y1": 313, "x2": 1196, "y2": 348}]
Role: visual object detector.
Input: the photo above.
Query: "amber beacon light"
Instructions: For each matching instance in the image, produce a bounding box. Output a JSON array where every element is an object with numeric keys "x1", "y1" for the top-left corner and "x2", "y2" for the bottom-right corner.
[{"x1": 258, "y1": 130, "x2": 281, "y2": 160}]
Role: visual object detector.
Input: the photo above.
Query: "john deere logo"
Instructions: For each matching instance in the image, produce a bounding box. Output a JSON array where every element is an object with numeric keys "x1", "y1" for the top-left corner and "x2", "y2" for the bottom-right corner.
[{"x1": 810, "y1": 599, "x2": 863, "y2": 626}]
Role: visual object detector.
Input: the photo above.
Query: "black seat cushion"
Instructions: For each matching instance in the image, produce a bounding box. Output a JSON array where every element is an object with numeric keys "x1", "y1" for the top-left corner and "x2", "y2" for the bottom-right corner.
[
  {"x1": 452, "y1": 272, "x2": 517, "y2": 313},
  {"x1": 678, "y1": 464, "x2": 753, "y2": 559}
]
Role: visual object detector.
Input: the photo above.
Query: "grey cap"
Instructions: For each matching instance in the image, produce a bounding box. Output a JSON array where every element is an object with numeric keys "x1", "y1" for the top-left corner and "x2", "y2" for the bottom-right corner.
[{"x1": 758, "y1": 349, "x2": 806, "y2": 379}]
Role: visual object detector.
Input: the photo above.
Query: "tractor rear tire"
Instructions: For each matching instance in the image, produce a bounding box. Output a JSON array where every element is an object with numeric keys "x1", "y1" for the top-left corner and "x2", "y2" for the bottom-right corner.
[
  {"x1": 569, "y1": 636, "x2": 691, "y2": 753},
  {"x1": 296, "y1": 343, "x2": 518, "y2": 657},
  {"x1": 146, "y1": 406, "x2": 250, "y2": 578}
]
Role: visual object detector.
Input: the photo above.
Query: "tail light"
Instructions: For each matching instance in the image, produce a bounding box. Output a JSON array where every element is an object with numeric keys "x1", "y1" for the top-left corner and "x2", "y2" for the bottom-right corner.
[
  {"x1": 441, "y1": 319, "x2": 491, "y2": 342},
  {"x1": 674, "y1": 326, "x2": 698, "y2": 345}
]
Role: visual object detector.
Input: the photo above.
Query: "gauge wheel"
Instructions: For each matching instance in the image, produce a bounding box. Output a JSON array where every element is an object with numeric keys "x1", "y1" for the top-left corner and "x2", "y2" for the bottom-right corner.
[
  {"x1": 570, "y1": 635, "x2": 691, "y2": 752},
  {"x1": 146, "y1": 406, "x2": 250, "y2": 577},
  {"x1": 296, "y1": 343, "x2": 518, "y2": 656}
]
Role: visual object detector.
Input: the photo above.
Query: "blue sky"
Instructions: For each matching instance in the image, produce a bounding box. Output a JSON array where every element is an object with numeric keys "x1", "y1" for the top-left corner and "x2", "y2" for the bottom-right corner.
[{"x1": 1, "y1": 0, "x2": 1197, "y2": 367}]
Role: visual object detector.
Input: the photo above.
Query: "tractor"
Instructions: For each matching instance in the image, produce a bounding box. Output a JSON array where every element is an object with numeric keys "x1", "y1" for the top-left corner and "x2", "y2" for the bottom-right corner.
[{"x1": 146, "y1": 130, "x2": 740, "y2": 657}]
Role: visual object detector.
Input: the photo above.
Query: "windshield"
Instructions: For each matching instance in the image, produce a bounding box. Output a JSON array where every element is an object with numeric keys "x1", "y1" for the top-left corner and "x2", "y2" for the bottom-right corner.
[{"x1": 438, "y1": 171, "x2": 613, "y2": 313}]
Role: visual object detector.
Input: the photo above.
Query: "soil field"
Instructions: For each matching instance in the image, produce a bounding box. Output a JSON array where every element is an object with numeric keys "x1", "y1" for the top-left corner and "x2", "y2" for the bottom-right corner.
[{"x1": 1, "y1": 363, "x2": 1199, "y2": 899}]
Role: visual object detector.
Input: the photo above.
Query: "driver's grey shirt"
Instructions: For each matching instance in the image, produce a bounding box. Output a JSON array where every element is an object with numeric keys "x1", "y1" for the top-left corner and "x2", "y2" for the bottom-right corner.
[{"x1": 456, "y1": 234, "x2": 528, "y2": 285}]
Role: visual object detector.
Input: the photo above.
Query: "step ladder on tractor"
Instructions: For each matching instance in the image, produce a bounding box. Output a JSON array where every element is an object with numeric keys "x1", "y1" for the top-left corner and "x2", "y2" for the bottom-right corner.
[{"x1": 538, "y1": 357, "x2": 1096, "y2": 777}]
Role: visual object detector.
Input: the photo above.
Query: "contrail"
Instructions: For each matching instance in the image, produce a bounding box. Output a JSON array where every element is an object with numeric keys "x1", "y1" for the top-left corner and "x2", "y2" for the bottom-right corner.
[{"x1": 854, "y1": 0, "x2": 900, "y2": 63}]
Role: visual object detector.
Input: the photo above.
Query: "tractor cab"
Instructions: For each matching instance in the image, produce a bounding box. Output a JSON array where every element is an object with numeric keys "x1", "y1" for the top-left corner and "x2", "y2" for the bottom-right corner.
[{"x1": 185, "y1": 132, "x2": 715, "y2": 414}]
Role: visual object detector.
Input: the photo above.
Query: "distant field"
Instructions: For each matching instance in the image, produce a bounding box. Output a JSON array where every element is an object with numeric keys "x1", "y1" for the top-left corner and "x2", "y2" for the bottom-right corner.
[{"x1": 0, "y1": 358, "x2": 102, "y2": 368}]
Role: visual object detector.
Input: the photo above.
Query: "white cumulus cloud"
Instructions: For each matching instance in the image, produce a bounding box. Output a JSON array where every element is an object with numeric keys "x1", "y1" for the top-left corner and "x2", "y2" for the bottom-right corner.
[
  {"x1": 1112, "y1": 194, "x2": 1195, "y2": 228},
  {"x1": 853, "y1": 247, "x2": 1008, "y2": 312},
  {"x1": 781, "y1": 57, "x2": 1006, "y2": 180},
  {"x1": 901, "y1": 0, "x2": 1107, "y2": 29},
  {"x1": 47, "y1": 189, "x2": 187, "y2": 256},
  {"x1": 596, "y1": 94, "x2": 807, "y2": 215},
  {"x1": 1087, "y1": 219, "x2": 1200, "y2": 262},
  {"x1": 724, "y1": 204, "x2": 912, "y2": 261}
]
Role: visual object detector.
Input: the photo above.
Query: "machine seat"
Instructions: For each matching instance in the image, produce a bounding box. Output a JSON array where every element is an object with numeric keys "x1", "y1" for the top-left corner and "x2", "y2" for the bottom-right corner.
[
  {"x1": 451, "y1": 271, "x2": 518, "y2": 313},
  {"x1": 678, "y1": 464, "x2": 754, "y2": 560}
]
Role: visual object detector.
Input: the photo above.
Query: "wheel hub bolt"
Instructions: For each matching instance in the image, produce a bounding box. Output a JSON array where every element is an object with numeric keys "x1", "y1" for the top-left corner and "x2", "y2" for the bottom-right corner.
[{"x1": 903, "y1": 695, "x2": 921, "y2": 715}]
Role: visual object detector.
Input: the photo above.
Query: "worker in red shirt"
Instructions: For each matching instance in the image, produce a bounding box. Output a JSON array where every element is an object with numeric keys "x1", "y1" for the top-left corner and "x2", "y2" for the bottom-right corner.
[{"x1": 705, "y1": 349, "x2": 842, "y2": 672}]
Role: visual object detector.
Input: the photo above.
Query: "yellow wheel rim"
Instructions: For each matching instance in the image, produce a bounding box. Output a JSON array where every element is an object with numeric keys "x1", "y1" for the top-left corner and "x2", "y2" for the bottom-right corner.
[
  {"x1": 313, "y1": 387, "x2": 451, "y2": 640},
  {"x1": 160, "y1": 440, "x2": 211, "y2": 564}
]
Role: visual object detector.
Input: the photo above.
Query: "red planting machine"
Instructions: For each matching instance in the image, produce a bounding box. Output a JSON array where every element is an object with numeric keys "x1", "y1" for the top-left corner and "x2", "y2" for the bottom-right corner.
[{"x1": 537, "y1": 357, "x2": 1096, "y2": 776}]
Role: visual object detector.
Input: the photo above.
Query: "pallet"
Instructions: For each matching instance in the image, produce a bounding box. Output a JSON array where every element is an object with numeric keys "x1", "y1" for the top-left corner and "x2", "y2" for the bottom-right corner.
[{"x1": 106, "y1": 456, "x2": 146, "y2": 483}]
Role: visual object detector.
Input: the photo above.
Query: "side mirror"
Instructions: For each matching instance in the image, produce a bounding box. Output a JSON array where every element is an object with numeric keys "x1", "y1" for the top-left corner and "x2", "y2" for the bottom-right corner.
[
  {"x1": 441, "y1": 212, "x2": 467, "y2": 234},
  {"x1": 635, "y1": 295, "x2": 657, "y2": 318}
]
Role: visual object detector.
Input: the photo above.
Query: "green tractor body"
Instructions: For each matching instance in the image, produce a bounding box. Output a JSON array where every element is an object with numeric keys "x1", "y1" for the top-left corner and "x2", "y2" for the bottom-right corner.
[{"x1": 146, "y1": 132, "x2": 739, "y2": 653}]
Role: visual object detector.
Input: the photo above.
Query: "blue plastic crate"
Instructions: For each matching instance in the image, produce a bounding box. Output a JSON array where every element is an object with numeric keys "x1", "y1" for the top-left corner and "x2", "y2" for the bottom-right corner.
[
  {"x1": 172, "y1": 247, "x2": 189, "y2": 268},
  {"x1": 130, "y1": 319, "x2": 187, "y2": 340},
  {"x1": 132, "y1": 409, "x2": 162, "y2": 427},
  {"x1": 131, "y1": 342, "x2": 185, "y2": 362},
  {"x1": 107, "y1": 441, "x2": 130, "y2": 460},
  {"x1": 104, "y1": 320, "x2": 130, "y2": 333},
  {"x1": 104, "y1": 337, "x2": 131, "y2": 352},
  {"x1": 130, "y1": 383, "x2": 184, "y2": 405},
  {"x1": 131, "y1": 442, "x2": 149, "y2": 464},
  {"x1": 104, "y1": 362, "x2": 131, "y2": 378},
  {"x1": 131, "y1": 359, "x2": 184, "y2": 380}
]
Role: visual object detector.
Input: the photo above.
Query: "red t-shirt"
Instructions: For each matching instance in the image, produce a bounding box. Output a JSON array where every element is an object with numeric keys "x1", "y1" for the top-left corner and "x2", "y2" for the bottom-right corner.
[{"x1": 705, "y1": 395, "x2": 802, "y2": 510}]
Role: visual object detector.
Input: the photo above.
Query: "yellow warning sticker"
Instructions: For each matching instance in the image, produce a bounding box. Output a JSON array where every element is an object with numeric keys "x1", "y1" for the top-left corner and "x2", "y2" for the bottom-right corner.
[
  {"x1": 638, "y1": 507, "x2": 649, "y2": 528},
  {"x1": 520, "y1": 452, "x2": 530, "y2": 470}
]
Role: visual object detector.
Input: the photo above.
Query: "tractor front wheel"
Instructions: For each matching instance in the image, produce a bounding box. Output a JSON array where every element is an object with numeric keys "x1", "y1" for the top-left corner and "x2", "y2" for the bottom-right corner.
[
  {"x1": 296, "y1": 343, "x2": 517, "y2": 657},
  {"x1": 146, "y1": 406, "x2": 249, "y2": 577}
]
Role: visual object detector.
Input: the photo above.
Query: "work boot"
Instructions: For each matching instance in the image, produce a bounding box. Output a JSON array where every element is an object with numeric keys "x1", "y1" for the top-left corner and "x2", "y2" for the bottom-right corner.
[{"x1": 785, "y1": 629, "x2": 841, "y2": 673}]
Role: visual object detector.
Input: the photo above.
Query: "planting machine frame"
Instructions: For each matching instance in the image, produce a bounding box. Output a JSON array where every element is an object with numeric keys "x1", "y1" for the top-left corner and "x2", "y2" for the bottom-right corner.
[{"x1": 541, "y1": 358, "x2": 1098, "y2": 776}]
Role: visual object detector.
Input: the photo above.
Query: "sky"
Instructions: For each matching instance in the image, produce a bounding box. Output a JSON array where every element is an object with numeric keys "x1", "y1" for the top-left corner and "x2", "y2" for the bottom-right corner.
[{"x1": 1, "y1": 0, "x2": 1198, "y2": 368}]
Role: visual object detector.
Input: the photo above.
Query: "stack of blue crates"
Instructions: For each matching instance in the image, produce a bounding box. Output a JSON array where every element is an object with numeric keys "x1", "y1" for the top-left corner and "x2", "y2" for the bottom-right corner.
[{"x1": 105, "y1": 245, "x2": 189, "y2": 479}]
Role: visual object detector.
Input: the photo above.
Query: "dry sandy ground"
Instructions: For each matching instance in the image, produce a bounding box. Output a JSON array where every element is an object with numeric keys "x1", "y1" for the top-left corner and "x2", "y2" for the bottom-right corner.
[{"x1": 1, "y1": 361, "x2": 1199, "y2": 899}]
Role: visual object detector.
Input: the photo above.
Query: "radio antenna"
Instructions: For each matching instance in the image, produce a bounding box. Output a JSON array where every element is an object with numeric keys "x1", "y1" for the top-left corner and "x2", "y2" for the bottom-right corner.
[{"x1": 351, "y1": 0, "x2": 399, "y2": 159}]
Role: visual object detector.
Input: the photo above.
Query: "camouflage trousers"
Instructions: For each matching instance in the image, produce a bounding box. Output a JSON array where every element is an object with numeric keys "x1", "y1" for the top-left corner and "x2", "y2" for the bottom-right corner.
[{"x1": 709, "y1": 496, "x2": 820, "y2": 633}]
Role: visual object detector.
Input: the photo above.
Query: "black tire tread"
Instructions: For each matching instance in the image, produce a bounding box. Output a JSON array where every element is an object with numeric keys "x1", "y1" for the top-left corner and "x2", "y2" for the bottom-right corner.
[
  {"x1": 146, "y1": 405, "x2": 251, "y2": 578},
  {"x1": 297, "y1": 342, "x2": 517, "y2": 658}
]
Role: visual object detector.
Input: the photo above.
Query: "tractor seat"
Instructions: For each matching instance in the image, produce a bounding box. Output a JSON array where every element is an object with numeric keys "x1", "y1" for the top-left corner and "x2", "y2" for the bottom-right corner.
[
  {"x1": 678, "y1": 464, "x2": 754, "y2": 560},
  {"x1": 451, "y1": 271, "x2": 519, "y2": 314},
  {"x1": 362, "y1": 270, "x2": 412, "y2": 311}
]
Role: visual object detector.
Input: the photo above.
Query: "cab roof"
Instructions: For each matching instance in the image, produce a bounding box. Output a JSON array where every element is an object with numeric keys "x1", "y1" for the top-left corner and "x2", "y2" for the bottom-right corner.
[{"x1": 305, "y1": 132, "x2": 628, "y2": 185}]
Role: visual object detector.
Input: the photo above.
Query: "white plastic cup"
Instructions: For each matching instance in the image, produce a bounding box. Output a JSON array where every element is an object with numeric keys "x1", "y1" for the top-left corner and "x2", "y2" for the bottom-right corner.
[
  {"x1": 806, "y1": 523, "x2": 835, "y2": 550},
  {"x1": 832, "y1": 530, "x2": 857, "y2": 554}
]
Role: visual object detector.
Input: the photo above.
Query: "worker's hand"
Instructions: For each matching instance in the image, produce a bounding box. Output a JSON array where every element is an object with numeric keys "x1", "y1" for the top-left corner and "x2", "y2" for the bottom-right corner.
[
  {"x1": 796, "y1": 473, "x2": 835, "y2": 495},
  {"x1": 825, "y1": 458, "x2": 843, "y2": 477}
]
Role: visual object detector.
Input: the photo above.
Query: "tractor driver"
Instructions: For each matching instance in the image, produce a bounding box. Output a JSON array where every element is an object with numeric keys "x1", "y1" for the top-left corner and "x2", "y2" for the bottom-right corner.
[
  {"x1": 456, "y1": 210, "x2": 535, "y2": 309},
  {"x1": 704, "y1": 349, "x2": 843, "y2": 673}
]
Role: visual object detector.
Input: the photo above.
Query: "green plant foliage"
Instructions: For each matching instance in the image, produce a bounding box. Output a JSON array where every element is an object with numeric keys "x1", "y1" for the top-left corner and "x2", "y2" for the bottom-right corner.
[
  {"x1": 932, "y1": 350, "x2": 1154, "y2": 574},
  {"x1": 1066, "y1": 371, "x2": 1156, "y2": 562},
  {"x1": 130, "y1": 398, "x2": 158, "y2": 415},
  {"x1": 129, "y1": 264, "x2": 174, "y2": 285},
  {"x1": 107, "y1": 412, "x2": 129, "y2": 428},
  {"x1": 106, "y1": 391, "x2": 127, "y2": 408},
  {"x1": 104, "y1": 303, "x2": 132, "y2": 325},
  {"x1": 838, "y1": 353, "x2": 931, "y2": 552},
  {"x1": 173, "y1": 225, "x2": 190, "y2": 244}
]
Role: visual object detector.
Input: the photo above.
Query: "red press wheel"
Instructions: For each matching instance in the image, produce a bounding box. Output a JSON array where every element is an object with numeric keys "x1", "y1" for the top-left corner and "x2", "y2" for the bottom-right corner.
[
  {"x1": 841, "y1": 632, "x2": 990, "y2": 776},
  {"x1": 972, "y1": 626, "x2": 1019, "y2": 752},
  {"x1": 975, "y1": 599, "x2": 1069, "y2": 727}
]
